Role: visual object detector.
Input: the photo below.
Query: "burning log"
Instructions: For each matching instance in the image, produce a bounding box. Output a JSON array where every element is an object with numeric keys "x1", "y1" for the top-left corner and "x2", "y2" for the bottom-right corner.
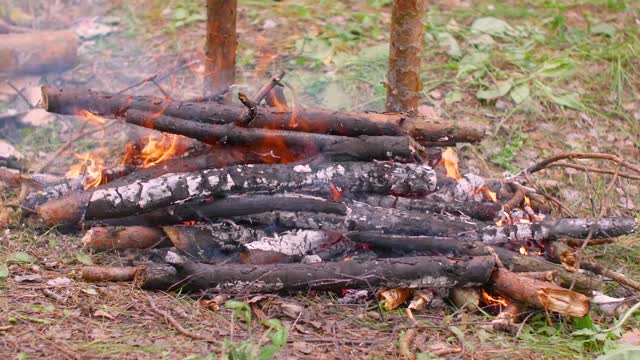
[
  {"x1": 41, "y1": 87, "x2": 485, "y2": 145},
  {"x1": 346, "y1": 232, "x2": 602, "y2": 292},
  {"x1": 137, "y1": 253, "x2": 495, "y2": 293},
  {"x1": 356, "y1": 194, "x2": 502, "y2": 221},
  {"x1": 120, "y1": 109, "x2": 426, "y2": 162},
  {"x1": 36, "y1": 161, "x2": 437, "y2": 226},
  {"x1": 0, "y1": 30, "x2": 78, "y2": 74},
  {"x1": 491, "y1": 267, "x2": 589, "y2": 317},
  {"x1": 81, "y1": 226, "x2": 169, "y2": 251}
]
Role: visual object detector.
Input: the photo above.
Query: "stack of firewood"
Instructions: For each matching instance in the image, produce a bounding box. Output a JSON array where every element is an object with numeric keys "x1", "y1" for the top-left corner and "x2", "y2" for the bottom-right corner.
[{"x1": 10, "y1": 82, "x2": 638, "y2": 323}]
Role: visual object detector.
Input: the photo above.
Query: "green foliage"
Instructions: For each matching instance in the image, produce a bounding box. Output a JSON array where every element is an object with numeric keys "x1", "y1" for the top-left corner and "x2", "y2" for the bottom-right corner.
[
  {"x1": 492, "y1": 132, "x2": 526, "y2": 173},
  {"x1": 220, "y1": 301, "x2": 289, "y2": 360},
  {"x1": 6, "y1": 252, "x2": 36, "y2": 264},
  {"x1": 166, "y1": 0, "x2": 206, "y2": 32}
]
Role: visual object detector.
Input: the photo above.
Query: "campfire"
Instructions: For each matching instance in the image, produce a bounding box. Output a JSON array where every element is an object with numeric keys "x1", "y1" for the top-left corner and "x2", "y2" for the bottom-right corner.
[{"x1": 1, "y1": 1, "x2": 639, "y2": 352}]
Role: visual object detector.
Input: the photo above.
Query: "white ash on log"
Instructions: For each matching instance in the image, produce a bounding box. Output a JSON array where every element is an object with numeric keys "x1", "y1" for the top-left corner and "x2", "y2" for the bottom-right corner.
[
  {"x1": 355, "y1": 194, "x2": 501, "y2": 221},
  {"x1": 0, "y1": 31, "x2": 78, "y2": 74},
  {"x1": 41, "y1": 87, "x2": 485, "y2": 146},
  {"x1": 35, "y1": 161, "x2": 437, "y2": 226},
  {"x1": 136, "y1": 253, "x2": 496, "y2": 293},
  {"x1": 163, "y1": 223, "x2": 348, "y2": 265},
  {"x1": 82, "y1": 226, "x2": 170, "y2": 251}
]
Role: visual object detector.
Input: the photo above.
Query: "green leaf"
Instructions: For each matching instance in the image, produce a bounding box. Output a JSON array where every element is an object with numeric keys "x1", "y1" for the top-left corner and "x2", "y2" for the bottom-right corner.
[
  {"x1": 0, "y1": 263, "x2": 8, "y2": 278},
  {"x1": 590, "y1": 23, "x2": 616, "y2": 37},
  {"x1": 547, "y1": 92, "x2": 583, "y2": 110},
  {"x1": 510, "y1": 84, "x2": 530, "y2": 104},
  {"x1": 445, "y1": 90, "x2": 464, "y2": 105},
  {"x1": 597, "y1": 345, "x2": 640, "y2": 360},
  {"x1": 457, "y1": 52, "x2": 490, "y2": 77},
  {"x1": 173, "y1": 8, "x2": 188, "y2": 20},
  {"x1": 573, "y1": 314, "x2": 595, "y2": 331},
  {"x1": 537, "y1": 59, "x2": 575, "y2": 78},
  {"x1": 571, "y1": 328, "x2": 598, "y2": 337},
  {"x1": 17, "y1": 352, "x2": 29, "y2": 360},
  {"x1": 7, "y1": 252, "x2": 36, "y2": 264},
  {"x1": 76, "y1": 252, "x2": 93, "y2": 266},
  {"x1": 476, "y1": 80, "x2": 513, "y2": 100},
  {"x1": 259, "y1": 344, "x2": 280, "y2": 360},
  {"x1": 435, "y1": 32, "x2": 462, "y2": 58},
  {"x1": 470, "y1": 17, "x2": 512, "y2": 36}
]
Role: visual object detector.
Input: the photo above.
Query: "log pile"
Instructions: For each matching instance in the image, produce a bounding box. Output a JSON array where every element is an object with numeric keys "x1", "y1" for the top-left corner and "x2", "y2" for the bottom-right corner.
[{"x1": 6, "y1": 81, "x2": 639, "y2": 325}]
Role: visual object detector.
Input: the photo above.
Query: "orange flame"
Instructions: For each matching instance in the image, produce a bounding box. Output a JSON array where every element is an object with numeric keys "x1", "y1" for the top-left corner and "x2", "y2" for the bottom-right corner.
[
  {"x1": 524, "y1": 195, "x2": 531, "y2": 207},
  {"x1": 519, "y1": 246, "x2": 529, "y2": 255},
  {"x1": 65, "y1": 151, "x2": 105, "y2": 189},
  {"x1": 481, "y1": 289, "x2": 509, "y2": 308},
  {"x1": 441, "y1": 148, "x2": 462, "y2": 180},
  {"x1": 139, "y1": 134, "x2": 183, "y2": 168},
  {"x1": 329, "y1": 182, "x2": 343, "y2": 201}
]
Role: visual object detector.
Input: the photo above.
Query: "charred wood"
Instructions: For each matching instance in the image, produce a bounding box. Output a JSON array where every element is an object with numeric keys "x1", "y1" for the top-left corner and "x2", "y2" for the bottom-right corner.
[
  {"x1": 137, "y1": 254, "x2": 495, "y2": 293},
  {"x1": 36, "y1": 161, "x2": 437, "y2": 226},
  {"x1": 346, "y1": 232, "x2": 601, "y2": 292},
  {"x1": 41, "y1": 87, "x2": 485, "y2": 145},
  {"x1": 356, "y1": 194, "x2": 501, "y2": 221}
]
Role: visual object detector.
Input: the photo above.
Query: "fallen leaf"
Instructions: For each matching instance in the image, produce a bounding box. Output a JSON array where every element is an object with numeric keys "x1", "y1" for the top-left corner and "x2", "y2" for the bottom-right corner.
[
  {"x1": 476, "y1": 80, "x2": 513, "y2": 100},
  {"x1": 621, "y1": 330, "x2": 640, "y2": 346},
  {"x1": 590, "y1": 23, "x2": 616, "y2": 37},
  {"x1": 46, "y1": 277, "x2": 72, "y2": 287},
  {"x1": 435, "y1": 32, "x2": 462, "y2": 58},
  {"x1": 510, "y1": 84, "x2": 530, "y2": 104},
  {"x1": 7, "y1": 252, "x2": 36, "y2": 264},
  {"x1": 379, "y1": 288, "x2": 412, "y2": 310},
  {"x1": 93, "y1": 309, "x2": 115, "y2": 319},
  {"x1": 76, "y1": 252, "x2": 93, "y2": 265},
  {"x1": 0, "y1": 263, "x2": 8, "y2": 279},
  {"x1": 280, "y1": 302, "x2": 304, "y2": 319},
  {"x1": 471, "y1": 17, "x2": 512, "y2": 36},
  {"x1": 82, "y1": 288, "x2": 98, "y2": 295}
]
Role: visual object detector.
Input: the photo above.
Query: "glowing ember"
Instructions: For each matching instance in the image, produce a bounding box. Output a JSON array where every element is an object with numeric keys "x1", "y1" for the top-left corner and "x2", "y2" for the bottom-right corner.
[
  {"x1": 519, "y1": 246, "x2": 528, "y2": 255},
  {"x1": 524, "y1": 195, "x2": 531, "y2": 206},
  {"x1": 329, "y1": 182, "x2": 343, "y2": 201},
  {"x1": 478, "y1": 186, "x2": 497, "y2": 202},
  {"x1": 140, "y1": 134, "x2": 183, "y2": 168},
  {"x1": 65, "y1": 150, "x2": 106, "y2": 189},
  {"x1": 481, "y1": 289, "x2": 509, "y2": 308},
  {"x1": 441, "y1": 147, "x2": 462, "y2": 180}
]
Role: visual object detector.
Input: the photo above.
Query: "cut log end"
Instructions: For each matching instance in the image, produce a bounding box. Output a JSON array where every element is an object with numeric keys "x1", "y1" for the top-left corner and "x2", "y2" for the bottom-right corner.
[
  {"x1": 82, "y1": 226, "x2": 167, "y2": 251},
  {"x1": 81, "y1": 266, "x2": 139, "y2": 282}
]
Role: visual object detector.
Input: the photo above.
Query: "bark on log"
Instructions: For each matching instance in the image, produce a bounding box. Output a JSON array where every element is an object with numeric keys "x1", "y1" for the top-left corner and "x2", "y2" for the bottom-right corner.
[
  {"x1": 0, "y1": 30, "x2": 78, "y2": 74},
  {"x1": 120, "y1": 109, "x2": 426, "y2": 162},
  {"x1": 36, "y1": 161, "x2": 437, "y2": 226},
  {"x1": 82, "y1": 226, "x2": 169, "y2": 251},
  {"x1": 83, "y1": 194, "x2": 348, "y2": 227},
  {"x1": 138, "y1": 254, "x2": 495, "y2": 293},
  {"x1": 356, "y1": 194, "x2": 501, "y2": 221},
  {"x1": 204, "y1": 0, "x2": 237, "y2": 98},
  {"x1": 491, "y1": 267, "x2": 590, "y2": 317},
  {"x1": 81, "y1": 266, "x2": 139, "y2": 282},
  {"x1": 385, "y1": 0, "x2": 427, "y2": 112},
  {"x1": 41, "y1": 87, "x2": 485, "y2": 145},
  {"x1": 346, "y1": 232, "x2": 601, "y2": 292}
]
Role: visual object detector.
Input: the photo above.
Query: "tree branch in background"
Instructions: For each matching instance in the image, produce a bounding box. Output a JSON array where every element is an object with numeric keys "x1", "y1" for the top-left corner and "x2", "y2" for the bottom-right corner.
[{"x1": 203, "y1": 0, "x2": 238, "y2": 99}]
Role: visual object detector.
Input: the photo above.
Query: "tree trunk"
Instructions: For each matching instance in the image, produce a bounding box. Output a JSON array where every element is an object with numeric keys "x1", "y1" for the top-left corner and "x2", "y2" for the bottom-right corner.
[
  {"x1": 386, "y1": 0, "x2": 427, "y2": 112},
  {"x1": 204, "y1": 0, "x2": 237, "y2": 98},
  {"x1": 138, "y1": 254, "x2": 495, "y2": 293},
  {"x1": 41, "y1": 87, "x2": 485, "y2": 146},
  {"x1": 0, "y1": 30, "x2": 78, "y2": 75}
]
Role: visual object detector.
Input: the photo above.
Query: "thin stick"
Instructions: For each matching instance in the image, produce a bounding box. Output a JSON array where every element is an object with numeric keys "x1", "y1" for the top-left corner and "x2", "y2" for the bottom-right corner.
[
  {"x1": 516, "y1": 152, "x2": 640, "y2": 178},
  {"x1": 251, "y1": 70, "x2": 286, "y2": 105},
  {"x1": 147, "y1": 295, "x2": 221, "y2": 344},
  {"x1": 116, "y1": 74, "x2": 158, "y2": 94},
  {"x1": 35, "y1": 120, "x2": 117, "y2": 173},
  {"x1": 548, "y1": 162, "x2": 640, "y2": 181},
  {"x1": 7, "y1": 81, "x2": 34, "y2": 108},
  {"x1": 151, "y1": 79, "x2": 171, "y2": 98}
]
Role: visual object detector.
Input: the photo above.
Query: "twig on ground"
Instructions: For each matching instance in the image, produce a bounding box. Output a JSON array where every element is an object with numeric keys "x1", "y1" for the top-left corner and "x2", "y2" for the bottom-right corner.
[
  {"x1": 151, "y1": 79, "x2": 171, "y2": 98},
  {"x1": 515, "y1": 152, "x2": 640, "y2": 178},
  {"x1": 548, "y1": 162, "x2": 640, "y2": 181},
  {"x1": 116, "y1": 74, "x2": 158, "y2": 94},
  {"x1": 147, "y1": 295, "x2": 221, "y2": 344},
  {"x1": 7, "y1": 81, "x2": 34, "y2": 108}
]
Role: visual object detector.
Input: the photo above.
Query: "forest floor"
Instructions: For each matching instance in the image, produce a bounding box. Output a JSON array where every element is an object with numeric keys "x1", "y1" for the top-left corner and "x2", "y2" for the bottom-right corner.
[{"x1": 0, "y1": 0, "x2": 639, "y2": 359}]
